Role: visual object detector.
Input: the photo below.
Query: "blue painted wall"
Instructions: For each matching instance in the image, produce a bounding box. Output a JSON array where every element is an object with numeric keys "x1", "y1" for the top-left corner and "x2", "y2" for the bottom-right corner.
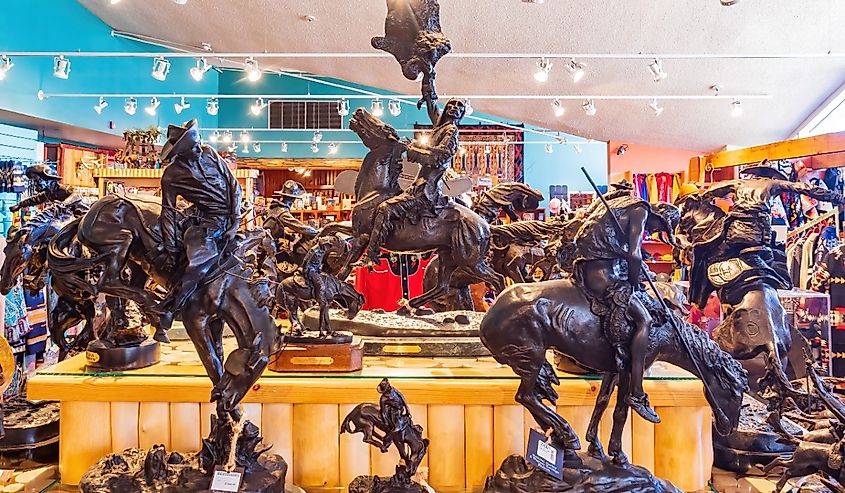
[{"x1": 0, "y1": 0, "x2": 218, "y2": 138}]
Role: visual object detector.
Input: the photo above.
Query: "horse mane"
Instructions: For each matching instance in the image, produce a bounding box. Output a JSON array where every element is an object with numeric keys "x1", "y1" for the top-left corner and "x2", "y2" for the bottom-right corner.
[
  {"x1": 673, "y1": 318, "x2": 748, "y2": 396},
  {"x1": 490, "y1": 221, "x2": 557, "y2": 244}
]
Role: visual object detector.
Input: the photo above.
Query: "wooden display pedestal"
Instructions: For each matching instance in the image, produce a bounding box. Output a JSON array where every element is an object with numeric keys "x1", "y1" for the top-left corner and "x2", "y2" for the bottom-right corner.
[{"x1": 268, "y1": 338, "x2": 364, "y2": 372}]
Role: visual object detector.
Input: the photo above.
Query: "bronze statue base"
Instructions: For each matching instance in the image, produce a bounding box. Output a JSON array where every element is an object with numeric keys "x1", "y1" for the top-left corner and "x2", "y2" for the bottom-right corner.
[
  {"x1": 303, "y1": 308, "x2": 489, "y2": 357},
  {"x1": 268, "y1": 337, "x2": 364, "y2": 372},
  {"x1": 282, "y1": 330, "x2": 353, "y2": 345},
  {"x1": 85, "y1": 338, "x2": 161, "y2": 372},
  {"x1": 484, "y1": 454, "x2": 681, "y2": 493},
  {"x1": 0, "y1": 397, "x2": 60, "y2": 451},
  {"x1": 348, "y1": 475, "x2": 425, "y2": 493},
  {"x1": 79, "y1": 416, "x2": 287, "y2": 493}
]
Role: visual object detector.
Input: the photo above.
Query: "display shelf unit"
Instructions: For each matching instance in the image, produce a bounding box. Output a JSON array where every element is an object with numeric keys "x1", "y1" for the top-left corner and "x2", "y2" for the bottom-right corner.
[
  {"x1": 89, "y1": 168, "x2": 260, "y2": 200},
  {"x1": 29, "y1": 341, "x2": 714, "y2": 491}
]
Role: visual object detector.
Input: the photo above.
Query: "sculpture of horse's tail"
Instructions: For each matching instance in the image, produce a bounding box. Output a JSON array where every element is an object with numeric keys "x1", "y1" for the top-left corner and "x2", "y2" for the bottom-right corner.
[
  {"x1": 339, "y1": 407, "x2": 357, "y2": 434},
  {"x1": 47, "y1": 219, "x2": 108, "y2": 299}
]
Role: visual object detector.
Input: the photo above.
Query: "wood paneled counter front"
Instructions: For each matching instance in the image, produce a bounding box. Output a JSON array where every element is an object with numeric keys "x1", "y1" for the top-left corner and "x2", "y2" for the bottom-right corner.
[{"x1": 28, "y1": 341, "x2": 714, "y2": 491}]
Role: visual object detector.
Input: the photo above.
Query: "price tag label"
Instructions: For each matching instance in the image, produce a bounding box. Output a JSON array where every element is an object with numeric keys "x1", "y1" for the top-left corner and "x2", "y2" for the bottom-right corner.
[
  {"x1": 210, "y1": 466, "x2": 244, "y2": 493},
  {"x1": 525, "y1": 428, "x2": 564, "y2": 480}
]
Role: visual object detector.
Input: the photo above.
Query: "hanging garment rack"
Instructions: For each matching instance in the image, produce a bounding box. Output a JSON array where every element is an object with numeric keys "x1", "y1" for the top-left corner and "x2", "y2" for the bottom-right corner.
[{"x1": 787, "y1": 208, "x2": 840, "y2": 240}]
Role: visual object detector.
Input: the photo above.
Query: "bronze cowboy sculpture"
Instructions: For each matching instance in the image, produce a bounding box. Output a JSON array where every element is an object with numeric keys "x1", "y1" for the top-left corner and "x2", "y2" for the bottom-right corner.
[{"x1": 263, "y1": 179, "x2": 319, "y2": 265}]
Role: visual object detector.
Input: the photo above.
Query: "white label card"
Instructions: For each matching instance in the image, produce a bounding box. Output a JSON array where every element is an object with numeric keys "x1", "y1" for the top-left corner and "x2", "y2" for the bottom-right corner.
[
  {"x1": 536, "y1": 438, "x2": 557, "y2": 463},
  {"x1": 210, "y1": 468, "x2": 243, "y2": 492}
]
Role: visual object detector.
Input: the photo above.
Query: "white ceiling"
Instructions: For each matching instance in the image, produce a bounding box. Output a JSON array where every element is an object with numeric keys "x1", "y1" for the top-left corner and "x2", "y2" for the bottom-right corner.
[{"x1": 79, "y1": 0, "x2": 845, "y2": 152}]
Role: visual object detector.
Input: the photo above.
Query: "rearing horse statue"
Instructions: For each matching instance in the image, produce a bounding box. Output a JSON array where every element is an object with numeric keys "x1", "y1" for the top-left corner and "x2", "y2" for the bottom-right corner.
[{"x1": 335, "y1": 108, "x2": 504, "y2": 310}]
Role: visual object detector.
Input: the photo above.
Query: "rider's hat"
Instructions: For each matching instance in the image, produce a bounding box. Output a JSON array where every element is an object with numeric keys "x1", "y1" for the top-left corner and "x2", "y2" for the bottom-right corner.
[
  {"x1": 160, "y1": 119, "x2": 201, "y2": 162},
  {"x1": 274, "y1": 180, "x2": 307, "y2": 199},
  {"x1": 25, "y1": 164, "x2": 62, "y2": 182},
  {"x1": 740, "y1": 159, "x2": 788, "y2": 181},
  {"x1": 674, "y1": 182, "x2": 700, "y2": 205}
]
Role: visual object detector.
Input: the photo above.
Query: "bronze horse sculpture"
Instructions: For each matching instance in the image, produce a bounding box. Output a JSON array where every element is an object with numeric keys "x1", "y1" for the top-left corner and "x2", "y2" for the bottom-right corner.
[
  {"x1": 333, "y1": 108, "x2": 504, "y2": 310},
  {"x1": 48, "y1": 193, "x2": 280, "y2": 416},
  {"x1": 480, "y1": 279, "x2": 747, "y2": 463}
]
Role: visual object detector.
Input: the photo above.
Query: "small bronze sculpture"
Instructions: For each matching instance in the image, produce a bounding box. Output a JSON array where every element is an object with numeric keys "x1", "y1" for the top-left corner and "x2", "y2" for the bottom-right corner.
[
  {"x1": 338, "y1": 108, "x2": 503, "y2": 311},
  {"x1": 9, "y1": 165, "x2": 77, "y2": 212},
  {"x1": 276, "y1": 233, "x2": 364, "y2": 341},
  {"x1": 263, "y1": 180, "x2": 320, "y2": 266},
  {"x1": 372, "y1": 0, "x2": 451, "y2": 107},
  {"x1": 341, "y1": 378, "x2": 429, "y2": 493}
]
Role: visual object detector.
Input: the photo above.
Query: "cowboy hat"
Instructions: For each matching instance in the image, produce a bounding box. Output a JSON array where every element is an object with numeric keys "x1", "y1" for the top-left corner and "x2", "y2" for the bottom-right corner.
[
  {"x1": 160, "y1": 119, "x2": 201, "y2": 162},
  {"x1": 674, "y1": 182, "x2": 700, "y2": 205},
  {"x1": 741, "y1": 159, "x2": 788, "y2": 181},
  {"x1": 25, "y1": 164, "x2": 62, "y2": 181},
  {"x1": 273, "y1": 180, "x2": 307, "y2": 198}
]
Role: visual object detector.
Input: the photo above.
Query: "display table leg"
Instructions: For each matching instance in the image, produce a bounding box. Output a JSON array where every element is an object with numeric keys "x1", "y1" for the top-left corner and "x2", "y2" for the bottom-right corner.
[
  {"x1": 654, "y1": 406, "x2": 711, "y2": 491},
  {"x1": 60, "y1": 402, "x2": 111, "y2": 486}
]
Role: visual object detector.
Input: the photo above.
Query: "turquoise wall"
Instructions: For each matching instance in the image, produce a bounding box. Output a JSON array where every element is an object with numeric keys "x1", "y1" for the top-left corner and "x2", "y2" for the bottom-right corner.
[{"x1": 0, "y1": 0, "x2": 218, "y2": 139}]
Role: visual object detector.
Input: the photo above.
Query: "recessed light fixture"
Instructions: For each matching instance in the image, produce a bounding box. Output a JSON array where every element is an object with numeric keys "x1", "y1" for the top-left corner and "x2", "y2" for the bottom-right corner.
[
  {"x1": 371, "y1": 98, "x2": 384, "y2": 117},
  {"x1": 648, "y1": 98, "x2": 664, "y2": 117},
  {"x1": 174, "y1": 96, "x2": 190, "y2": 115},
  {"x1": 151, "y1": 56, "x2": 171, "y2": 81},
  {"x1": 190, "y1": 58, "x2": 210, "y2": 81},
  {"x1": 0, "y1": 55, "x2": 14, "y2": 80},
  {"x1": 124, "y1": 97, "x2": 137, "y2": 115},
  {"x1": 566, "y1": 59, "x2": 585, "y2": 83},
  {"x1": 53, "y1": 56, "x2": 71, "y2": 79},
  {"x1": 582, "y1": 99, "x2": 597, "y2": 116},
  {"x1": 110, "y1": 0, "x2": 122, "y2": 4},
  {"x1": 312, "y1": 130, "x2": 323, "y2": 143},
  {"x1": 93, "y1": 97, "x2": 108, "y2": 114},
  {"x1": 337, "y1": 98, "x2": 350, "y2": 117},
  {"x1": 244, "y1": 57, "x2": 262, "y2": 82},
  {"x1": 250, "y1": 97, "x2": 267, "y2": 116},
  {"x1": 534, "y1": 57, "x2": 552, "y2": 82},
  {"x1": 551, "y1": 98, "x2": 565, "y2": 117},
  {"x1": 206, "y1": 98, "x2": 219, "y2": 116},
  {"x1": 730, "y1": 99, "x2": 743, "y2": 117},
  {"x1": 239, "y1": 130, "x2": 251, "y2": 143},
  {"x1": 174, "y1": 0, "x2": 188, "y2": 4},
  {"x1": 648, "y1": 58, "x2": 667, "y2": 82},
  {"x1": 144, "y1": 97, "x2": 160, "y2": 116},
  {"x1": 388, "y1": 99, "x2": 402, "y2": 117}
]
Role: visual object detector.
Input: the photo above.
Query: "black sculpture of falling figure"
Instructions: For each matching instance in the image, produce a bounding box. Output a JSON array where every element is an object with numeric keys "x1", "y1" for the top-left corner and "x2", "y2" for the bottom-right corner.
[
  {"x1": 341, "y1": 378, "x2": 429, "y2": 493},
  {"x1": 372, "y1": 0, "x2": 451, "y2": 107}
]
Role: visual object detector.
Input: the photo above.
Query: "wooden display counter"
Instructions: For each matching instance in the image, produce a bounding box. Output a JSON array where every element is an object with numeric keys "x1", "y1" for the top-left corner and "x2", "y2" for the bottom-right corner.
[{"x1": 28, "y1": 341, "x2": 714, "y2": 491}]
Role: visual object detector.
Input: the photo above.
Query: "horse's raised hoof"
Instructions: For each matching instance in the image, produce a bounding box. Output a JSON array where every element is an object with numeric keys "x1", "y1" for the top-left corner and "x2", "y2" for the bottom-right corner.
[
  {"x1": 153, "y1": 329, "x2": 170, "y2": 344},
  {"x1": 587, "y1": 442, "x2": 605, "y2": 460}
]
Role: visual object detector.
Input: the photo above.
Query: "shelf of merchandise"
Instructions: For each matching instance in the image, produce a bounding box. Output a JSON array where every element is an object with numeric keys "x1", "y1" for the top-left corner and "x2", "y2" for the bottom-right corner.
[
  {"x1": 29, "y1": 341, "x2": 713, "y2": 491},
  {"x1": 89, "y1": 168, "x2": 260, "y2": 201}
]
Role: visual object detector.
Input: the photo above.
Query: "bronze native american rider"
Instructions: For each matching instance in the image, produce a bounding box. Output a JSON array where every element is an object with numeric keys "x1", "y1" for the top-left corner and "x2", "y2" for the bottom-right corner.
[
  {"x1": 573, "y1": 185, "x2": 679, "y2": 424},
  {"x1": 363, "y1": 98, "x2": 465, "y2": 265}
]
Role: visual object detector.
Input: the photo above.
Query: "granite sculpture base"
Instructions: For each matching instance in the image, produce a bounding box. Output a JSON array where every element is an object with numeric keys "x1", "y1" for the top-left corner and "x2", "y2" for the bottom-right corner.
[
  {"x1": 85, "y1": 338, "x2": 161, "y2": 372},
  {"x1": 79, "y1": 416, "x2": 286, "y2": 493},
  {"x1": 302, "y1": 308, "x2": 489, "y2": 357},
  {"x1": 484, "y1": 454, "x2": 681, "y2": 493},
  {"x1": 268, "y1": 334, "x2": 364, "y2": 372},
  {"x1": 348, "y1": 474, "x2": 425, "y2": 493}
]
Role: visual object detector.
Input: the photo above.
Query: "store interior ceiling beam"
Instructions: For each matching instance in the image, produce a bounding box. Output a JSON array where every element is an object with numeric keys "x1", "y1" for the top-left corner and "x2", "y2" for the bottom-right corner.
[
  {"x1": 5, "y1": 50, "x2": 845, "y2": 60},
  {"x1": 693, "y1": 131, "x2": 845, "y2": 170}
]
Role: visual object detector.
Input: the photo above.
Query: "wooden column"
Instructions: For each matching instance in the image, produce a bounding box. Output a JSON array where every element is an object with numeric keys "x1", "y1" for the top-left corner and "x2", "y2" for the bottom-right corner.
[
  {"x1": 427, "y1": 405, "x2": 465, "y2": 489},
  {"x1": 138, "y1": 402, "x2": 171, "y2": 450},
  {"x1": 493, "y1": 405, "x2": 524, "y2": 468},
  {"x1": 169, "y1": 403, "x2": 201, "y2": 453},
  {"x1": 465, "y1": 405, "x2": 494, "y2": 490},
  {"x1": 262, "y1": 404, "x2": 294, "y2": 475},
  {"x1": 292, "y1": 404, "x2": 340, "y2": 487},
  {"x1": 110, "y1": 402, "x2": 139, "y2": 452},
  {"x1": 60, "y1": 402, "x2": 111, "y2": 485}
]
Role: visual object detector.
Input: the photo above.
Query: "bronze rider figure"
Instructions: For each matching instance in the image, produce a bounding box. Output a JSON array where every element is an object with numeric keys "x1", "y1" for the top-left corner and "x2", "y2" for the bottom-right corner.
[{"x1": 363, "y1": 98, "x2": 465, "y2": 265}]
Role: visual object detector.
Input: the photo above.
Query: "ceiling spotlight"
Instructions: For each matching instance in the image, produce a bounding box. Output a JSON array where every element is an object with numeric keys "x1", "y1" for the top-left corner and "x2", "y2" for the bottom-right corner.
[
  {"x1": 574, "y1": 144, "x2": 583, "y2": 154},
  {"x1": 209, "y1": 130, "x2": 221, "y2": 143},
  {"x1": 241, "y1": 143, "x2": 249, "y2": 154},
  {"x1": 0, "y1": 56, "x2": 14, "y2": 80},
  {"x1": 52, "y1": 56, "x2": 71, "y2": 79},
  {"x1": 464, "y1": 99, "x2": 474, "y2": 116},
  {"x1": 206, "y1": 97, "x2": 219, "y2": 116},
  {"x1": 228, "y1": 144, "x2": 237, "y2": 152},
  {"x1": 730, "y1": 99, "x2": 743, "y2": 117},
  {"x1": 616, "y1": 144, "x2": 628, "y2": 156},
  {"x1": 582, "y1": 99, "x2": 597, "y2": 116},
  {"x1": 566, "y1": 59, "x2": 585, "y2": 83},
  {"x1": 534, "y1": 57, "x2": 552, "y2": 82},
  {"x1": 244, "y1": 57, "x2": 262, "y2": 82},
  {"x1": 93, "y1": 97, "x2": 108, "y2": 115},
  {"x1": 551, "y1": 98, "x2": 565, "y2": 117},
  {"x1": 151, "y1": 56, "x2": 171, "y2": 81},
  {"x1": 123, "y1": 97, "x2": 137, "y2": 115},
  {"x1": 337, "y1": 98, "x2": 350, "y2": 117},
  {"x1": 388, "y1": 99, "x2": 402, "y2": 117},
  {"x1": 312, "y1": 130, "x2": 323, "y2": 143},
  {"x1": 222, "y1": 130, "x2": 233, "y2": 144},
  {"x1": 311, "y1": 143, "x2": 320, "y2": 153},
  {"x1": 371, "y1": 98, "x2": 384, "y2": 117},
  {"x1": 144, "y1": 97, "x2": 160, "y2": 116},
  {"x1": 280, "y1": 142, "x2": 288, "y2": 153},
  {"x1": 174, "y1": 0, "x2": 188, "y2": 4},
  {"x1": 190, "y1": 58, "x2": 210, "y2": 81},
  {"x1": 720, "y1": 0, "x2": 740, "y2": 5},
  {"x1": 174, "y1": 96, "x2": 191, "y2": 115},
  {"x1": 253, "y1": 143, "x2": 261, "y2": 153},
  {"x1": 239, "y1": 130, "x2": 251, "y2": 143},
  {"x1": 544, "y1": 144, "x2": 553, "y2": 154},
  {"x1": 328, "y1": 142, "x2": 339, "y2": 154},
  {"x1": 648, "y1": 58, "x2": 667, "y2": 82},
  {"x1": 250, "y1": 97, "x2": 267, "y2": 116},
  {"x1": 648, "y1": 98, "x2": 664, "y2": 117},
  {"x1": 110, "y1": 0, "x2": 122, "y2": 4}
]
